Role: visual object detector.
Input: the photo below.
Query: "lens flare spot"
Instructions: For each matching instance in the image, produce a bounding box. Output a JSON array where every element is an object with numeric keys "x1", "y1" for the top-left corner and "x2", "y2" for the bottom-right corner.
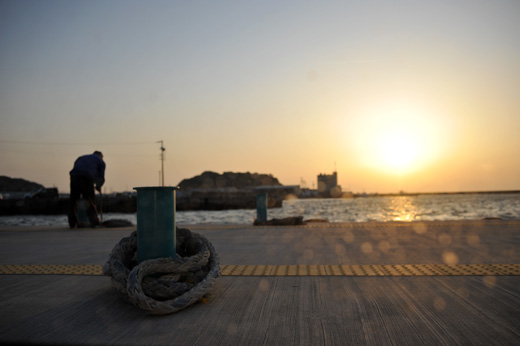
[
  {"x1": 259, "y1": 278, "x2": 270, "y2": 292},
  {"x1": 413, "y1": 223, "x2": 427, "y2": 234},
  {"x1": 343, "y1": 232, "x2": 355, "y2": 244},
  {"x1": 361, "y1": 242, "x2": 373, "y2": 254},
  {"x1": 483, "y1": 276, "x2": 497, "y2": 288},
  {"x1": 284, "y1": 194, "x2": 298, "y2": 201},
  {"x1": 442, "y1": 251, "x2": 459, "y2": 265},
  {"x1": 433, "y1": 297, "x2": 447, "y2": 311},
  {"x1": 378, "y1": 240, "x2": 391, "y2": 253},
  {"x1": 467, "y1": 234, "x2": 480, "y2": 247}
]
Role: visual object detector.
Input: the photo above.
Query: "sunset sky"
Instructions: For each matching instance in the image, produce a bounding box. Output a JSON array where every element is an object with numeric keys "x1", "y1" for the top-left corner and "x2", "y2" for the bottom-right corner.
[{"x1": 1, "y1": 1, "x2": 519, "y2": 194}]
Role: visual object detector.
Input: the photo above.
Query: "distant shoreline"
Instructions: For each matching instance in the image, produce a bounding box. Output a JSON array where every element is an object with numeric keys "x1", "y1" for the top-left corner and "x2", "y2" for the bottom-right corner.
[{"x1": 351, "y1": 190, "x2": 520, "y2": 198}]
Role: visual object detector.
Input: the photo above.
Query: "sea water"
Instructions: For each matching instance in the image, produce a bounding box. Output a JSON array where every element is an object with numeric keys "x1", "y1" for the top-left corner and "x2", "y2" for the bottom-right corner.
[{"x1": 0, "y1": 193, "x2": 519, "y2": 226}]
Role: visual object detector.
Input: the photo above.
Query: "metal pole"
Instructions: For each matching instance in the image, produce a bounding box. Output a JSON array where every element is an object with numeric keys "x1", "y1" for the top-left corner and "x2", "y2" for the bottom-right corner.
[
  {"x1": 98, "y1": 188, "x2": 103, "y2": 222},
  {"x1": 161, "y1": 150, "x2": 164, "y2": 187},
  {"x1": 158, "y1": 140, "x2": 165, "y2": 186}
]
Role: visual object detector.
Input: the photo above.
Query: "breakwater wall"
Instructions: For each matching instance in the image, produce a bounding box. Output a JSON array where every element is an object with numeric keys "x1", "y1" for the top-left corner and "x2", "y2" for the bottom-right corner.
[{"x1": 0, "y1": 186, "x2": 299, "y2": 215}]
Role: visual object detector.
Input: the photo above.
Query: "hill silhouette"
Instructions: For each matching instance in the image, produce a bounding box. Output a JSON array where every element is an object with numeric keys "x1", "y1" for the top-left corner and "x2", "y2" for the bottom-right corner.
[
  {"x1": 0, "y1": 176, "x2": 44, "y2": 192},
  {"x1": 177, "y1": 171, "x2": 281, "y2": 190}
]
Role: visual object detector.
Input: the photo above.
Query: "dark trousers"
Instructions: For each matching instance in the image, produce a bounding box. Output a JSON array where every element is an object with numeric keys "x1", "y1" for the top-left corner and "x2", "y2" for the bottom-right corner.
[{"x1": 68, "y1": 175, "x2": 100, "y2": 228}]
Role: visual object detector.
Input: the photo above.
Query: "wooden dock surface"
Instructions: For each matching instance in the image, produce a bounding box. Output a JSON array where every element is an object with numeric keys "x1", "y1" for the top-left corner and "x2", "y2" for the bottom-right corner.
[{"x1": 0, "y1": 220, "x2": 519, "y2": 345}]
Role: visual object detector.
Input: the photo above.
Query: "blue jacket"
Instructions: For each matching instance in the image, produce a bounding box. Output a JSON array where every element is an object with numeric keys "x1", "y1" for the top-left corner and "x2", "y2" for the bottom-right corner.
[{"x1": 70, "y1": 154, "x2": 106, "y2": 187}]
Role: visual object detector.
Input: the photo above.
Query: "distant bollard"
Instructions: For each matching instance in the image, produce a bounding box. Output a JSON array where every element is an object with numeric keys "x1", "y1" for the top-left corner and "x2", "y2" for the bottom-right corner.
[
  {"x1": 134, "y1": 186, "x2": 179, "y2": 263},
  {"x1": 256, "y1": 193, "x2": 268, "y2": 223}
]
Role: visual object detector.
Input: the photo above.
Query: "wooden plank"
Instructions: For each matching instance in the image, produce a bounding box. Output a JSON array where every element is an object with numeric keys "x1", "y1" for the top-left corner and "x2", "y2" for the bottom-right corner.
[
  {"x1": 0, "y1": 275, "x2": 518, "y2": 345},
  {"x1": 2, "y1": 220, "x2": 520, "y2": 267},
  {"x1": 0, "y1": 221, "x2": 519, "y2": 345}
]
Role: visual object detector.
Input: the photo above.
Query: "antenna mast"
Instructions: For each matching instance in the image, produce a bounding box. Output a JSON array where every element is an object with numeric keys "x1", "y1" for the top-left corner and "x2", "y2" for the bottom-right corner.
[{"x1": 158, "y1": 140, "x2": 165, "y2": 186}]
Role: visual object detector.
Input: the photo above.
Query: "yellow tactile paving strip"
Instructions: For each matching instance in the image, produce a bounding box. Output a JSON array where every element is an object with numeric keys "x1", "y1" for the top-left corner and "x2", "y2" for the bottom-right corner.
[
  {"x1": 0, "y1": 264, "x2": 104, "y2": 276},
  {"x1": 0, "y1": 264, "x2": 519, "y2": 277},
  {"x1": 220, "y1": 264, "x2": 520, "y2": 276}
]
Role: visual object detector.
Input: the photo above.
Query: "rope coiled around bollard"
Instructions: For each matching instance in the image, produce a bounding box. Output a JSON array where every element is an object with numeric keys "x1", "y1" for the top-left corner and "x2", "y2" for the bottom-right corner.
[{"x1": 102, "y1": 228, "x2": 220, "y2": 315}]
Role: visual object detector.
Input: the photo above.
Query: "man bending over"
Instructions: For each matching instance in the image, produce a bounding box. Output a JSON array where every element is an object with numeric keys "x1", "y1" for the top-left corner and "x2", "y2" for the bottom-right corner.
[{"x1": 68, "y1": 151, "x2": 106, "y2": 228}]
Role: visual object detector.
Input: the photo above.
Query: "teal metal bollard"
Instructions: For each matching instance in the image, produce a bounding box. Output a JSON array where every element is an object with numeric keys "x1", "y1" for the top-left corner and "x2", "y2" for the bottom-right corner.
[
  {"x1": 256, "y1": 193, "x2": 268, "y2": 222},
  {"x1": 134, "y1": 186, "x2": 179, "y2": 263}
]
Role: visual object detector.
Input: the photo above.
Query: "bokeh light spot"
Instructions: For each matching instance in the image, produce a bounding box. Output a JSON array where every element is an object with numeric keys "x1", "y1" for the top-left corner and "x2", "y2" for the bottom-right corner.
[
  {"x1": 442, "y1": 251, "x2": 459, "y2": 265},
  {"x1": 361, "y1": 242, "x2": 373, "y2": 254},
  {"x1": 467, "y1": 234, "x2": 480, "y2": 247},
  {"x1": 413, "y1": 223, "x2": 427, "y2": 234},
  {"x1": 483, "y1": 276, "x2": 497, "y2": 288},
  {"x1": 433, "y1": 297, "x2": 446, "y2": 311},
  {"x1": 343, "y1": 232, "x2": 355, "y2": 244},
  {"x1": 378, "y1": 240, "x2": 391, "y2": 253},
  {"x1": 259, "y1": 278, "x2": 270, "y2": 292}
]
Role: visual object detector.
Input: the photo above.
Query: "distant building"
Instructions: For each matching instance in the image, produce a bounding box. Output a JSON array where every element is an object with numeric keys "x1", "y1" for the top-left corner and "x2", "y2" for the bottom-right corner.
[{"x1": 317, "y1": 171, "x2": 342, "y2": 198}]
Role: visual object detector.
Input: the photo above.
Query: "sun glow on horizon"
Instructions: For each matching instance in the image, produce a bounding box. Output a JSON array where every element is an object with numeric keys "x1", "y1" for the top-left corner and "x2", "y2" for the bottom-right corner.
[
  {"x1": 379, "y1": 132, "x2": 421, "y2": 171},
  {"x1": 344, "y1": 100, "x2": 448, "y2": 175}
]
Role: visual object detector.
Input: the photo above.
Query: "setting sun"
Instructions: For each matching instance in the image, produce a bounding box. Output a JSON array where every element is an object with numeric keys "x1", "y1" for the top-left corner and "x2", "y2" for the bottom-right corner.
[
  {"x1": 344, "y1": 100, "x2": 448, "y2": 175},
  {"x1": 379, "y1": 132, "x2": 421, "y2": 171}
]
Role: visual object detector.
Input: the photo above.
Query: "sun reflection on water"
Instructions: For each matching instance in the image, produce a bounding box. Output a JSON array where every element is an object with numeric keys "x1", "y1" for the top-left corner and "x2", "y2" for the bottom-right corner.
[{"x1": 386, "y1": 196, "x2": 418, "y2": 221}]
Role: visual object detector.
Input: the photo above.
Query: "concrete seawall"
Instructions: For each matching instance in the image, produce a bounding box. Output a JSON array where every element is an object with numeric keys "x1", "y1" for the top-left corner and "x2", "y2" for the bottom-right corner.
[{"x1": 0, "y1": 187, "x2": 297, "y2": 215}]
